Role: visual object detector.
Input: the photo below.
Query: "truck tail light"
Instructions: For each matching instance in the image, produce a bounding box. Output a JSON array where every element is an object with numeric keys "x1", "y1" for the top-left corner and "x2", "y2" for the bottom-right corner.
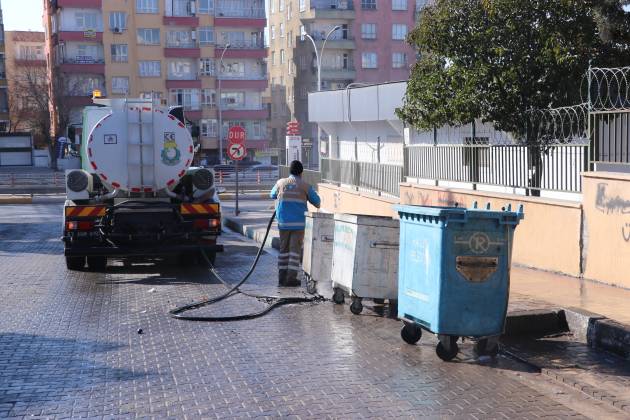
[
  {"x1": 66, "y1": 221, "x2": 95, "y2": 231},
  {"x1": 193, "y1": 218, "x2": 220, "y2": 230}
]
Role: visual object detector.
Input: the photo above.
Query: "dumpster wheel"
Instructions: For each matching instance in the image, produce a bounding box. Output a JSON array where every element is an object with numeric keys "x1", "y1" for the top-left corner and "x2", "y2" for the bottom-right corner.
[
  {"x1": 436, "y1": 336, "x2": 459, "y2": 361},
  {"x1": 473, "y1": 338, "x2": 499, "y2": 358},
  {"x1": 305, "y1": 274, "x2": 317, "y2": 295},
  {"x1": 400, "y1": 323, "x2": 422, "y2": 345},
  {"x1": 350, "y1": 297, "x2": 363, "y2": 315},
  {"x1": 332, "y1": 288, "x2": 345, "y2": 305}
]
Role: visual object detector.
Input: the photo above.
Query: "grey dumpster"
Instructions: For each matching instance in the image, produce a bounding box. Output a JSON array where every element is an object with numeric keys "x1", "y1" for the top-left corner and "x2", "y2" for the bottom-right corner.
[
  {"x1": 303, "y1": 211, "x2": 335, "y2": 299},
  {"x1": 331, "y1": 213, "x2": 399, "y2": 315}
]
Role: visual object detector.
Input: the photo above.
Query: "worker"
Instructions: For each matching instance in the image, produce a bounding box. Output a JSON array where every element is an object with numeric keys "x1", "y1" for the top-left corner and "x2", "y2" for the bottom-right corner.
[{"x1": 270, "y1": 160, "x2": 321, "y2": 287}]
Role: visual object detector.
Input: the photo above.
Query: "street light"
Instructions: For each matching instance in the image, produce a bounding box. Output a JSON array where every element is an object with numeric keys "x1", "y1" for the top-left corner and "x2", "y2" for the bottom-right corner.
[
  {"x1": 302, "y1": 25, "x2": 340, "y2": 169},
  {"x1": 217, "y1": 43, "x2": 230, "y2": 164}
]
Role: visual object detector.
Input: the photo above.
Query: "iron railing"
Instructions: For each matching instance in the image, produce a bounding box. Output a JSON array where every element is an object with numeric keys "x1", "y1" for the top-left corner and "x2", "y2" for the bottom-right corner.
[
  {"x1": 405, "y1": 144, "x2": 587, "y2": 193},
  {"x1": 279, "y1": 166, "x2": 322, "y2": 186},
  {"x1": 321, "y1": 158, "x2": 403, "y2": 197}
]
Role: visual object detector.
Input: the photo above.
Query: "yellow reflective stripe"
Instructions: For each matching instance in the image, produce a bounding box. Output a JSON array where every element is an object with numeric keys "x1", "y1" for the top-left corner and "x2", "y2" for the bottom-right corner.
[
  {"x1": 78, "y1": 207, "x2": 95, "y2": 217},
  {"x1": 192, "y1": 204, "x2": 206, "y2": 213}
]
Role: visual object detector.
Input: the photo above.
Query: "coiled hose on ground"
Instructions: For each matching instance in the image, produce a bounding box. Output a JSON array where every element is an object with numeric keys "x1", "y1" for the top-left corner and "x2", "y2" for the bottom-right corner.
[{"x1": 169, "y1": 211, "x2": 324, "y2": 321}]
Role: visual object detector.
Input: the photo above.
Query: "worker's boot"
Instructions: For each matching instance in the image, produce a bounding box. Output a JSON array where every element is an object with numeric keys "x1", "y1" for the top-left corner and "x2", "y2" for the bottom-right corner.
[
  {"x1": 285, "y1": 270, "x2": 301, "y2": 287},
  {"x1": 278, "y1": 269, "x2": 288, "y2": 287}
]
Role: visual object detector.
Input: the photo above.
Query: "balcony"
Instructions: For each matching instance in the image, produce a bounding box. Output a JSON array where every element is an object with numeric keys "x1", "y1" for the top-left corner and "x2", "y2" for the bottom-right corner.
[
  {"x1": 164, "y1": 41, "x2": 201, "y2": 58},
  {"x1": 214, "y1": 5, "x2": 266, "y2": 27},
  {"x1": 163, "y1": 15, "x2": 199, "y2": 26},
  {"x1": 56, "y1": 31, "x2": 103, "y2": 43},
  {"x1": 217, "y1": 48, "x2": 266, "y2": 60},
  {"x1": 51, "y1": 0, "x2": 102, "y2": 9},
  {"x1": 221, "y1": 107, "x2": 268, "y2": 119},
  {"x1": 219, "y1": 77, "x2": 267, "y2": 89},
  {"x1": 15, "y1": 57, "x2": 47, "y2": 67},
  {"x1": 309, "y1": 31, "x2": 356, "y2": 49},
  {"x1": 166, "y1": 78, "x2": 202, "y2": 89},
  {"x1": 301, "y1": 0, "x2": 355, "y2": 20},
  {"x1": 320, "y1": 66, "x2": 356, "y2": 80},
  {"x1": 58, "y1": 57, "x2": 106, "y2": 74}
]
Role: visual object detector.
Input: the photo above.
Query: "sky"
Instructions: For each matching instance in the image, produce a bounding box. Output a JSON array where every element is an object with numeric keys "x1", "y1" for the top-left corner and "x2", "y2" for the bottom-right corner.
[{"x1": 2, "y1": 0, "x2": 44, "y2": 32}]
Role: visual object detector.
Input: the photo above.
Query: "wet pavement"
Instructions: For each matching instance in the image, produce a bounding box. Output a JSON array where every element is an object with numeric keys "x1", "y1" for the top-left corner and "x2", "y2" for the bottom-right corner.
[{"x1": 0, "y1": 203, "x2": 626, "y2": 419}]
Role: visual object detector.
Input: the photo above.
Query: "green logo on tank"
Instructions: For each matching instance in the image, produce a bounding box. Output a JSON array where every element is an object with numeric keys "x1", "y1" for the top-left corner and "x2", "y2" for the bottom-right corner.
[{"x1": 161, "y1": 132, "x2": 181, "y2": 166}]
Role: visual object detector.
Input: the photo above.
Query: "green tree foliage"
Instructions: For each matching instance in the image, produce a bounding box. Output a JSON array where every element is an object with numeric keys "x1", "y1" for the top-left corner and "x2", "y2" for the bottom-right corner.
[{"x1": 397, "y1": 0, "x2": 630, "y2": 142}]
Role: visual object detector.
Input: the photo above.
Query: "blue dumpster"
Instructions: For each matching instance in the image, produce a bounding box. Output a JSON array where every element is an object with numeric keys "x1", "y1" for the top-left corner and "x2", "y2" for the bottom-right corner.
[{"x1": 395, "y1": 203, "x2": 524, "y2": 361}]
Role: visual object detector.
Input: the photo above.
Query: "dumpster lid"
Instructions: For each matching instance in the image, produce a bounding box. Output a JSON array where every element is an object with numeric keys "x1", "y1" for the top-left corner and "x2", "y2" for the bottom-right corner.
[
  {"x1": 305, "y1": 211, "x2": 334, "y2": 219},
  {"x1": 395, "y1": 204, "x2": 524, "y2": 225},
  {"x1": 334, "y1": 213, "x2": 399, "y2": 228}
]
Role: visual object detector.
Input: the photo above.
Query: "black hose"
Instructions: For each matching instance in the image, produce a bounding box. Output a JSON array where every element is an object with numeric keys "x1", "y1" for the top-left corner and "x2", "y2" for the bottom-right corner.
[{"x1": 169, "y1": 211, "x2": 323, "y2": 321}]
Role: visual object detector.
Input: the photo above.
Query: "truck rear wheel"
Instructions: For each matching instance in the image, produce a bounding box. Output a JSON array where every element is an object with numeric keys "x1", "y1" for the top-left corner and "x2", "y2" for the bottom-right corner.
[
  {"x1": 66, "y1": 256, "x2": 85, "y2": 270},
  {"x1": 86, "y1": 256, "x2": 107, "y2": 271}
]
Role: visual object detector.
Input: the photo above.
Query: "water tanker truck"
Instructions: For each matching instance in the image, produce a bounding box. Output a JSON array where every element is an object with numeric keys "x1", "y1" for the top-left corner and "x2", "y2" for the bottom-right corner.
[{"x1": 62, "y1": 98, "x2": 223, "y2": 270}]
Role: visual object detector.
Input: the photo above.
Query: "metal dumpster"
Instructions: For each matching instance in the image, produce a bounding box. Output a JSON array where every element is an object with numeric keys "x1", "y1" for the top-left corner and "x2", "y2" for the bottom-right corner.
[
  {"x1": 331, "y1": 213, "x2": 399, "y2": 315},
  {"x1": 396, "y1": 203, "x2": 524, "y2": 361},
  {"x1": 303, "y1": 211, "x2": 335, "y2": 299}
]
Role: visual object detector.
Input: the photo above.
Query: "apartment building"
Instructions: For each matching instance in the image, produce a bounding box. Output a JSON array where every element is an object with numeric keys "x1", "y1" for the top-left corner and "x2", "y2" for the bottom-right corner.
[
  {"x1": 267, "y1": 0, "x2": 420, "y2": 165},
  {"x1": 0, "y1": 1, "x2": 8, "y2": 132},
  {"x1": 4, "y1": 31, "x2": 47, "y2": 135},
  {"x1": 43, "y1": 0, "x2": 267, "y2": 164}
]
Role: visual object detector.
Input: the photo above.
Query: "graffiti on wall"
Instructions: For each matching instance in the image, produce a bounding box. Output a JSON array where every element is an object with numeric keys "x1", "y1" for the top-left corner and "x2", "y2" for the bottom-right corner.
[{"x1": 595, "y1": 182, "x2": 630, "y2": 242}]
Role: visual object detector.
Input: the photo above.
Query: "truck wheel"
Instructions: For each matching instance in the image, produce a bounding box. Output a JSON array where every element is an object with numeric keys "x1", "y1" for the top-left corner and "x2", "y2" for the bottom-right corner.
[
  {"x1": 87, "y1": 256, "x2": 107, "y2": 271},
  {"x1": 65, "y1": 256, "x2": 85, "y2": 270}
]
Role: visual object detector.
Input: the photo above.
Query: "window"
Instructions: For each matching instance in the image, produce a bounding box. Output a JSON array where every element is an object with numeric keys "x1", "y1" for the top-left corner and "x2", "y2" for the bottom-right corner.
[
  {"x1": 136, "y1": 0, "x2": 158, "y2": 13},
  {"x1": 300, "y1": 86, "x2": 307, "y2": 98},
  {"x1": 279, "y1": 0, "x2": 285, "y2": 11},
  {"x1": 392, "y1": 0, "x2": 407, "y2": 10},
  {"x1": 109, "y1": 12, "x2": 127, "y2": 32},
  {"x1": 362, "y1": 52, "x2": 377, "y2": 68},
  {"x1": 167, "y1": 30, "x2": 194, "y2": 47},
  {"x1": 299, "y1": 0, "x2": 306, "y2": 12},
  {"x1": 169, "y1": 88, "x2": 201, "y2": 110},
  {"x1": 361, "y1": 23, "x2": 376, "y2": 39},
  {"x1": 271, "y1": 0, "x2": 276, "y2": 13},
  {"x1": 299, "y1": 55, "x2": 307, "y2": 70},
  {"x1": 361, "y1": 0, "x2": 376, "y2": 9},
  {"x1": 271, "y1": 25, "x2": 275, "y2": 40},
  {"x1": 287, "y1": 30, "x2": 293, "y2": 47},
  {"x1": 198, "y1": 0, "x2": 214, "y2": 14},
  {"x1": 139, "y1": 61, "x2": 161, "y2": 77},
  {"x1": 280, "y1": 49, "x2": 285, "y2": 64},
  {"x1": 392, "y1": 52, "x2": 407, "y2": 68},
  {"x1": 201, "y1": 89, "x2": 216, "y2": 107},
  {"x1": 137, "y1": 28, "x2": 160, "y2": 45},
  {"x1": 168, "y1": 60, "x2": 194, "y2": 79},
  {"x1": 271, "y1": 51, "x2": 276, "y2": 65},
  {"x1": 200, "y1": 119, "x2": 218, "y2": 137},
  {"x1": 19, "y1": 45, "x2": 44, "y2": 60},
  {"x1": 299, "y1": 25, "x2": 305, "y2": 41},
  {"x1": 111, "y1": 44, "x2": 128, "y2": 62},
  {"x1": 112, "y1": 77, "x2": 129, "y2": 94},
  {"x1": 221, "y1": 92, "x2": 245, "y2": 108},
  {"x1": 198, "y1": 27, "x2": 215, "y2": 45},
  {"x1": 392, "y1": 24, "x2": 407, "y2": 40},
  {"x1": 199, "y1": 58, "x2": 215, "y2": 76},
  {"x1": 77, "y1": 44, "x2": 99, "y2": 62},
  {"x1": 140, "y1": 92, "x2": 162, "y2": 100},
  {"x1": 220, "y1": 61, "x2": 245, "y2": 78},
  {"x1": 280, "y1": 23, "x2": 285, "y2": 38},
  {"x1": 287, "y1": 2, "x2": 292, "y2": 19},
  {"x1": 75, "y1": 12, "x2": 99, "y2": 30}
]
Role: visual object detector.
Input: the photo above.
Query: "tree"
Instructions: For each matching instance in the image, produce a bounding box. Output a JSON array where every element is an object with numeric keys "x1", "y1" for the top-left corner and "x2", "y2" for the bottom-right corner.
[
  {"x1": 398, "y1": 0, "x2": 630, "y2": 135},
  {"x1": 397, "y1": 0, "x2": 630, "y2": 194}
]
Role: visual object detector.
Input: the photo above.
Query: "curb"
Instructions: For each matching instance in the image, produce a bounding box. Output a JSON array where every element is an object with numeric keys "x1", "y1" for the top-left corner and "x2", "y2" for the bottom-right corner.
[
  {"x1": 223, "y1": 216, "x2": 280, "y2": 250},
  {"x1": 0, "y1": 195, "x2": 33, "y2": 204},
  {"x1": 563, "y1": 307, "x2": 630, "y2": 359}
]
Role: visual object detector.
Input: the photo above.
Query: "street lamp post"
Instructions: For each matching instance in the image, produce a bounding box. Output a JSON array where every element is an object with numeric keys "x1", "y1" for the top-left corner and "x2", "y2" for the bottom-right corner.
[
  {"x1": 302, "y1": 25, "x2": 340, "y2": 169},
  {"x1": 217, "y1": 43, "x2": 230, "y2": 164}
]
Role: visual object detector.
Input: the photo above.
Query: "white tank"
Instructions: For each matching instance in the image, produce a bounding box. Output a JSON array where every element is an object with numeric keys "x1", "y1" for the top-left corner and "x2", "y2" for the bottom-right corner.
[{"x1": 84, "y1": 99, "x2": 194, "y2": 193}]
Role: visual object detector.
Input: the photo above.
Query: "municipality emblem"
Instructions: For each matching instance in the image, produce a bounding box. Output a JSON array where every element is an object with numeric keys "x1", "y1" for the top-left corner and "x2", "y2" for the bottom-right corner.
[{"x1": 161, "y1": 132, "x2": 181, "y2": 166}]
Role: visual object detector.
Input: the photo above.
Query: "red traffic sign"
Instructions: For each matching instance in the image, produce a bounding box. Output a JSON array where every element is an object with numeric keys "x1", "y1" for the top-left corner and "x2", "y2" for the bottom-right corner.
[
  {"x1": 227, "y1": 142, "x2": 246, "y2": 161},
  {"x1": 286, "y1": 120, "x2": 300, "y2": 135},
  {"x1": 228, "y1": 125, "x2": 246, "y2": 145}
]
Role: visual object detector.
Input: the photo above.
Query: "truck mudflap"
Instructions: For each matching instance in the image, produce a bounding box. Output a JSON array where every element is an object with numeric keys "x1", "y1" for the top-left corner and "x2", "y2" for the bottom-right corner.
[{"x1": 64, "y1": 243, "x2": 224, "y2": 257}]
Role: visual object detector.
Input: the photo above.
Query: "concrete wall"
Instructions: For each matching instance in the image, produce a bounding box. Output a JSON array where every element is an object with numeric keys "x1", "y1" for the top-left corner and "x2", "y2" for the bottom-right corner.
[
  {"x1": 582, "y1": 172, "x2": 630, "y2": 288},
  {"x1": 317, "y1": 181, "x2": 583, "y2": 277}
]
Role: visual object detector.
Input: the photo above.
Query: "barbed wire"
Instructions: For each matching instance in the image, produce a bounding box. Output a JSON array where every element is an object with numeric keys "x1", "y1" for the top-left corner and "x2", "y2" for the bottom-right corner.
[
  {"x1": 582, "y1": 66, "x2": 630, "y2": 111},
  {"x1": 527, "y1": 103, "x2": 590, "y2": 145}
]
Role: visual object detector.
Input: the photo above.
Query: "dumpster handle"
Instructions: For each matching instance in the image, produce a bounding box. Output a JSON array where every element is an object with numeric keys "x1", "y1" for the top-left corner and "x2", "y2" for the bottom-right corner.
[
  {"x1": 321, "y1": 235, "x2": 334, "y2": 242},
  {"x1": 370, "y1": 241, "x2": 399, "y2": 249}
]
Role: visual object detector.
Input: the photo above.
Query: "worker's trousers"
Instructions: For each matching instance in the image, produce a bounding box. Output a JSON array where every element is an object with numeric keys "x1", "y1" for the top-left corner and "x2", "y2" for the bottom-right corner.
[{"x1": 278, "y1": 229, "x2": 304, "y2": 285}]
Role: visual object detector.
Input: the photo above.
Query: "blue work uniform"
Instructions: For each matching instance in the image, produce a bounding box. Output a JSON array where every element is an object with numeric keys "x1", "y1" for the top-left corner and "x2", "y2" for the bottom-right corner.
[{"x1": 270, "y1": 175, "x2": 321, "y2": 285}]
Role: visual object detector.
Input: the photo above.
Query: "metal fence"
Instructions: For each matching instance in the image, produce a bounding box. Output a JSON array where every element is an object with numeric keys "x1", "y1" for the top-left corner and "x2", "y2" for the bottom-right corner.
[
  {"x1": 279, "y1": 166, "x2": 322, "y2": 186},
  {"x1": 320, "y1": 158, "x2": 403, "y2": 197},
  {"x1": 405, "y1": 144, "x2": 587, "y2": 193}
]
